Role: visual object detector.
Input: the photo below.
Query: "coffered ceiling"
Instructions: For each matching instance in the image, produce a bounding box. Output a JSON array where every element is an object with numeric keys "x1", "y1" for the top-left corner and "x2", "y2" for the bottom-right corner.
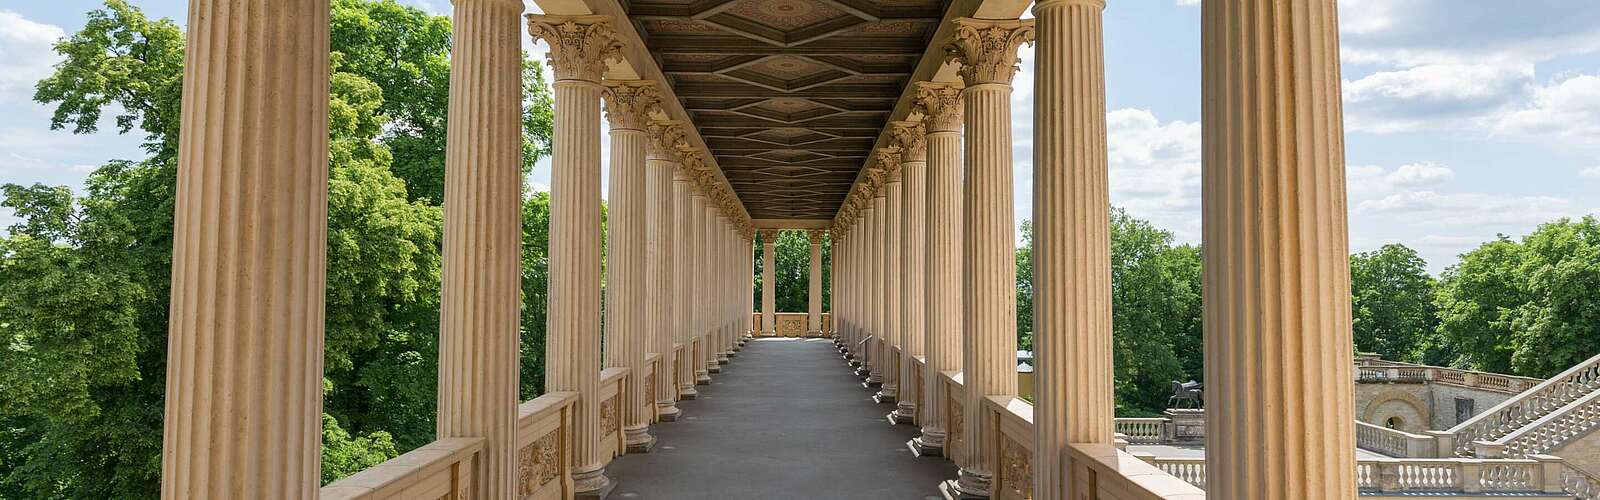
[{"x1": 622, "y1": 0, "x2": 947, "y2": 219}]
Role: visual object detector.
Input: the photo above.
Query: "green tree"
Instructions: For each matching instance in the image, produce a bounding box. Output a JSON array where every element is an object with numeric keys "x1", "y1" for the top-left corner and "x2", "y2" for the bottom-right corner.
[
  {"x1": 753, "y1": 230, "x2": 830, "y2": 314},
  {"x1": 1016, "y1": 221, "x2": 1033, "y2": 350},
  {"x1": 1349, "y1": 244, "x2": 1438, "y2": 362}
]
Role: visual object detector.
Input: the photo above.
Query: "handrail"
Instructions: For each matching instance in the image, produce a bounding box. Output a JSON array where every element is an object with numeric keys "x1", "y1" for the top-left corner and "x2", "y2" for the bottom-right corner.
[
  {"x1": 1445, "y1": 352, "x2": 1600, "y2": 456},
  {"x1": 1354, "y1": 360, "x2": 1542, "y2": 394},
  {"x1": 321, "y1": 437, "x2": 484, "y2": 499},
  {"x1": 1563, "y1": 463, "x2": 1600, "y2": 500},
  {"x1": 1355, "y1": 420, "x2": 1438, "y2": 458},
  {"x1": 1497, "y1": 388, "x2": 1600, "y2": 458},
  {"x1": 1141, "y1": 455, "x2": 1569, "y2": 495}
]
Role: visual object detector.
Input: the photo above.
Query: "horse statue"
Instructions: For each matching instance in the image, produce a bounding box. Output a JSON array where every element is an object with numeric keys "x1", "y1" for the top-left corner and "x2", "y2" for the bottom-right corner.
[{"x1": 1168, "y1": 380, "x2": 1204, "y2": 409}]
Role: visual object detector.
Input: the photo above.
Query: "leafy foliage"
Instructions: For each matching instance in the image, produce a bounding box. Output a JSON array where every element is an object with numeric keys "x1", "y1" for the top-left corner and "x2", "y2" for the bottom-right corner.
[
  {"x1": 1350, "y1": 244, "x2": 1439, "y2": 363},
  {"x1": 754, "y1": 230, "x2": 831, "y2": 314}
]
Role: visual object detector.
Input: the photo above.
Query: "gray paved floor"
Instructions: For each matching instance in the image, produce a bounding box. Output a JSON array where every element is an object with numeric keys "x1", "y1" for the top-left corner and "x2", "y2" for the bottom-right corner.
[{"x1": 607, "y1": 338, "x2": 955, "y2": 499}]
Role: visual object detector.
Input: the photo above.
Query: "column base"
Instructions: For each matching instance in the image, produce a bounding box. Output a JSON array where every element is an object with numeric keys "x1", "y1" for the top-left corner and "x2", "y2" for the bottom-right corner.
[
  {"x1": 873, "y1": 384, "x2": 898, "y2": 404},
  {"x1": 678, "y1": 385, "x2": 699, "y2": 400},
  {"x1": 717, "y1": 353, "x2": 731, "y2": 363},
  {"x1": 573, "y1": 464, "x2": 615, "y2": 500},
  {"x1": 909, "y1": 430, "x2": 947, "y2": 457},
  {"x1": 855, "y1": 366, "x2": 872, "y2": 378},
  {"x1": 806, "y1": 330, "x2": 823, "y2": 338},
  {"x1": 941, "y1": 468, "x2": 993, "y2": 499},
  {"x1": 707, "y1": 365, "x2": 722, "y2": 374},
  {"x1": 656, "y1": 401, "x2": 682, "y2": 422},
  {"x1": 695, "y1": 370, "x2": 711, "y2": 385},
  {"x1": 624, "y1": 425, "x2": 657, "y2": 453},
  {"x1": 890, "y1": 402, "x2": 917, "y2": 424},
  {"x1": 866, "y1": 371, "x2": 884, "y2": 385}
]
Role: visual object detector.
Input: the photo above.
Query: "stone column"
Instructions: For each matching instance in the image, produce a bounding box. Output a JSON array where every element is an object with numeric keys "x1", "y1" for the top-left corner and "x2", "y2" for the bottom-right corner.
[
  {"x1": 1202, "y1": 1, "x2": 1357, "y2": 498},
  {"x1": 716, "y1": 215, "x2": 733, "y2": 361},
  {"x1": 161, "y1": 1, "x2": 329, "y2": 496},
  {"x1": 672, "y1": 154, "x2": 700, "y2": 399},
  {"x1": 602, "y1": 80, "x2": 659, "y2": 453},
  {"x1": 865, "y1": 185, "x2": 886, "y2": 384},
  {"x1": 876, "y1": 149, "x2": 905, "y2": 404},
  {"x1": 911, "y1": 82, "x2": 963, "y2": 457},
  {"x1": 702, "y1": 206, "x2": 720, "y2": 373},
  {"x1": 690, "y1": 189, "x2": 712, "y2": 385},
  {"x1": 760, "y1": 229, "x2": 779, "y2": 336},
  {"x1": 892, "y1": 121, "x2": 928, "y2": 425},
  {"x1": 807, "y1": 230, "x2": 825, "y2": 335},
  {"x1": 529, "y1": 13, "x2": 622, "y2": 496},
  {"x1": 1030, "y1": 1, "x2": 1113, "y2": 498},
  {"x1": 647, "y1": 121, "x2": 686, "y2": 421},
  {"x1": 944, "y1": 18, "x2": 1034, "y2": 498}
]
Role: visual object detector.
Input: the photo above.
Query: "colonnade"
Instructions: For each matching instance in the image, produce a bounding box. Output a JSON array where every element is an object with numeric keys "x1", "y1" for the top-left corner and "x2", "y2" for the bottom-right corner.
[
  {"x1": 158, "y1": 0, "x2": 1355, "y2": 497},
  {"x1": 833, "y1": 1, "x2": 1357, "y2": 498}
]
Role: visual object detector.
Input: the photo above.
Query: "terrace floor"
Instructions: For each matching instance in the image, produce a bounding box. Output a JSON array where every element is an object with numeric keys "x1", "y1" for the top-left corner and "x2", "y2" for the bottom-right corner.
[{"x1": 606, "y1": 338, "x2": 954, "y2": 499}]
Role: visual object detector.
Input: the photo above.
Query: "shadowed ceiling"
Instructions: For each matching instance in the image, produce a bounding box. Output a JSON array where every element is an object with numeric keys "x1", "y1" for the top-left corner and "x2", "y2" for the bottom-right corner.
[{"x1": 622, "y1": 0, "x2": 946, "y2": 219}]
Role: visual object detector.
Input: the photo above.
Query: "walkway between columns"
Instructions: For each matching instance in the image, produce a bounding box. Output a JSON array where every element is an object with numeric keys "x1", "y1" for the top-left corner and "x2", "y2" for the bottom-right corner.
[{"x1": 607, "y1": 338, "x2": 954, "y2": 499}]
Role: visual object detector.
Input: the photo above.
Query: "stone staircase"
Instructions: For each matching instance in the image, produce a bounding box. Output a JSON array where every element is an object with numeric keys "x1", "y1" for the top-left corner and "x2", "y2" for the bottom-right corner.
[{"x1": 1446, "y1": 352, "x2": 1600, "y2": 457}]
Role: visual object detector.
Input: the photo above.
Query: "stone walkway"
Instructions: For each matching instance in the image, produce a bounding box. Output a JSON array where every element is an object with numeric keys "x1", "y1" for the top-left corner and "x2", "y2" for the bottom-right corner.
[{"x1": 606, "y1": 338, "x2": 955, "y2": 499}]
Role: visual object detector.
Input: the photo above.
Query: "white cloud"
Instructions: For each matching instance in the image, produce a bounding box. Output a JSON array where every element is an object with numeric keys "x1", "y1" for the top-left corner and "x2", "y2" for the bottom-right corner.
[
  {"x1": 1106, "y1": 108, "x2": 1203, "y2": 242},
  {"x1": 1175, "y1": 0, "x2": 1200, "y2": 5},
  {"x1": 1342, "y1": 64, "x2": 1532, "y2": 133},
  {"x1": 1338, "y1": 0, "x2": 1600, "y2": 66},
  {"x1": 1581, "y1": 166, "x2": 1600, "y2": 179},
  {"x1": 1385, "y1": 161, "x2": 1455, "y2": 187},
  {"x1": 1491, "y1": 74, "x2": 1600, "y2": 145},
  {"x1": 0, "y1": 11, "x2": 65, "y2": 103},
  {"x1": 1358, "y1": 190, "x2": 1576, "y2": 226}
]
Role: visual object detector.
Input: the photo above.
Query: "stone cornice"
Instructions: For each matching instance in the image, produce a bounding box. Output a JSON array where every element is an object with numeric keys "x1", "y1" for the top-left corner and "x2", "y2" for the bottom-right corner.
[
  {"x1": 945, "y1": 18, "x2": 1036, "y2": 86},
  {"x1": 912, "y1": 82, "x2": 963, "y2": 133},
  {"x1": 526, "y1": 15, "x2": 623, "y2": 82}
]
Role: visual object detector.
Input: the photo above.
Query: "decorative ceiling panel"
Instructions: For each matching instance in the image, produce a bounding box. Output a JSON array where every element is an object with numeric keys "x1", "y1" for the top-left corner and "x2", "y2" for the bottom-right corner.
[{"x1": 624, "y1": 0, "x2": 944, "y2": 219}]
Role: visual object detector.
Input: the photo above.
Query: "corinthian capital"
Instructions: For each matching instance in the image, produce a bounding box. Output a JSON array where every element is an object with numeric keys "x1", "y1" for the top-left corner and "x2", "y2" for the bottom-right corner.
[
  {"x1": 647, "y1": 120, "x2": 687, "y2": 160},
  {"x1": 759, "y1": 229, "x2": 782, "y2": 245},
  {"x1": 912, "y1": 82, "x2": 963, "y2": 133},
  {"x1": 876, "y1": 148, "x2": 904, "y2": 182},
  {"x1": 527, "y1": 15, "x2": 624, "y2": 82},
  {"x1": 889, "y1": 120, "x2": 927, "y2": 162},
  {"x1": 601, "y1": 81, "x2": 660, "y2": 131},
  {"x1": 807, "y1": 229, "x2": 827, "y2": 245},
  {"x1": 863, "y1": 167, "x2": 886, "y2": 195},
  {"x1": 945, "y1": 18, "x2": 1036, "y2": 86}
]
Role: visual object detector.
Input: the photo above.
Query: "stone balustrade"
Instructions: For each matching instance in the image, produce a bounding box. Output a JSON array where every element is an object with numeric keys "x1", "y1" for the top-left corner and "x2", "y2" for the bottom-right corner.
[
  {"x1": 1494, "y1": 388, "x2": 1600, "y2": 458},
  {"x1": 321, "y1": 438, "x2": 486, "y2": 499},
  {"x1": 1137, "y1": 454, "x2": 1575, "y2": 497},
  {"x1": 516, "y1": 392, "x2": 581, "y2": 499},
  {"x1": 598, "y1": 367, "x2": 630, "y2": 461},
  {"x1": 1356, "y1": 420, "x2": 1441, "y2": 458},
  {"x1": 751, "y1": 312, "x2": 832, "y2": 338},
  {"x1": 1563, "y1": 465, "x2": 1600, "y2": 499},
  {"x1": 1355, "y1": 357, "x2": 1543, "y2": 395},
  {"x1": 1446, "y1": 352, "x2": 1600, "y2": 456}
]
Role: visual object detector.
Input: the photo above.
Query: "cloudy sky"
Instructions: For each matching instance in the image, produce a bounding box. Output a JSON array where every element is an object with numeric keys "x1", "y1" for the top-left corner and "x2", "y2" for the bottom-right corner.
[{"x1": 2, "y1": 0, "x2": 1599, "y2": 273}]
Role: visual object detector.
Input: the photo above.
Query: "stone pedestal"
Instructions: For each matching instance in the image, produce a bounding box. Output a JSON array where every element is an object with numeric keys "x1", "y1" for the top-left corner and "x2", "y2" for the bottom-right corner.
[{"x1": 1166, "y1": 408, "x2": 1206, "y2": 444}]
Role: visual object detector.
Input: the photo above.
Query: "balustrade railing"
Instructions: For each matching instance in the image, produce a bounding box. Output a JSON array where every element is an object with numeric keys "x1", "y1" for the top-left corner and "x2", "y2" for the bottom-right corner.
[
  {"x1": 1564, "y1": 464, "x2": 1600, "y2": 500},
  {"x1": 1446, "y1": 352, "x2": 1600, "y2": 456},
  {"x1": 1498, "y1": 388, "x2": 1600, "y2": 458},
  {"x1": 1115, "y1": 418, "x2": 1169, "y2": 444},
  {"x1": 1354, "y1": 358, "x2": 1542, "y2": 394},
  {"x1": 1356, "y1": 420, "x2": 1439, "y2": 458},
  {"x1": 1141, "y1": 455, "x2": 1572, "y2": 495},
  {"x1": 321, "y1": 438, "x2": 485, "y2": 499}
]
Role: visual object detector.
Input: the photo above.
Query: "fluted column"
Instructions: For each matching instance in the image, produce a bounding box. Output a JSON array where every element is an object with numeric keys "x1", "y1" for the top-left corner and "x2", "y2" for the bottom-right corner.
[
  {"x1": 690, "y1": 189, "x2": 712, "y2": 385},
  {"x1": 602, "y1": 81, "x2": 659, "y2": 453},
  {"x1": 760, "y1": 229, "x2": 779, "y2": 336},
  {"x1": 892, "y1": 121, "x2": 928, "y2": 424},
  {"x1": 702, "y1": 206, "x2": 720, "y2": 372},
  {"x1": 1202, "y1": 1, "x2": 1357, "y2": 498},
  {"x1": 716, "y1": 216, "x2": 734, "y2": 360},
  {"x1": 529, "y1": 14, "x2": 623, "y2": 495},
  {"x1": 1030, "y1": 2, "x2": 1112, "y2": 498},
  {"x1": 647, "y1": 121, "x2": 686, "y2": 421},
  {"x1": 161, "y1": 1, "x2": 329, "y2": 496},
  {"x1": 807, "y1": 230, "x2": 825, "y2": 335},
  {"x1": 945, "y1": 18, "x2": 1034, "y2": 498},
  {"x1": 672, "y1": 156, "x2": 700, "y2": 399},
  {"x1": 911, "y1": 82, "x2": 964, "y2": 457},
  {"x1": 876, "y1": 150, "x2": 905, "y2": 403},
  {"x1": 864, "y1": 191, "x2": 885, "y2": 384}
]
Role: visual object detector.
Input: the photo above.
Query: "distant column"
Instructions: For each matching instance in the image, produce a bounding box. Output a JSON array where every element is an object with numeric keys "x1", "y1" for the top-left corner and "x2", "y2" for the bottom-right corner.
[
  {"x1": 807, "y1": 230, "x2": 825, "y2": 335},
  {"x1": 761, "y1": 229, "x2": 779, "y2": 336},
  {"x1": 865, "y1": 177, "x2": 887, "y2": 384},
  {"x1": 602, "y1": 80, "x2": 659, "y2": 453},
  {"x1": 876, "y1": 149, "x2": 905, "y2": 403},
  {"x1": 673, "y1": 152, "x2": 700, "y2": 399},
  {"x1": 911, "y1": 81, "x2": 964, "y2": 457},
  {"x1": 1030, "y1": 1, "x2": 1113, "y2": 497},
  {"x1": 1202, "y1": 0, "x2": 1358, "y2": 498},
  {"x1": 892, "y1": 120, "x2": 928, "y2": 425},
  {"x1": 528, "y1": 13, "x2": 623, "y2": 495},
  {"x1": 647, "y1": 121, "x2": 685, "y2": 420},
  {"x1": 162, "y1": 0, "x2": 330, "y2": 496},
  {"x1": 690, "y1": 187, "x2": 712, "y2": 385},
  {"x1": 701, "y1": 201, "x2": 720, "y2": 374},
  {"x1": 944, "y1": 17, "x2": 1034, "y2": 498}
]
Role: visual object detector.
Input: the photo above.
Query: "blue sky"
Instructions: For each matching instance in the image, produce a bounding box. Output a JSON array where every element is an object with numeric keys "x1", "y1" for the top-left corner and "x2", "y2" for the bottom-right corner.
[{"x1": 2, "y1": 0, "x2": 1598, "y2": 274}]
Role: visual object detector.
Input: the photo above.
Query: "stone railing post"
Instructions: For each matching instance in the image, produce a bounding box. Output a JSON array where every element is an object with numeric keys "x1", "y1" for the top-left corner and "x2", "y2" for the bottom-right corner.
[{"x1": 1530, "y1": 454, "x2": 1568, "y2": 494}]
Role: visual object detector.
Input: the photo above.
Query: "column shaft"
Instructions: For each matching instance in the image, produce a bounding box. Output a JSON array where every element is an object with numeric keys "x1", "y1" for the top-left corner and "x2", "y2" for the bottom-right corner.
[
  {"x1": 647, "y1": 122, "x2": 684, "y2": 420},
  {"x1": 602, "y1": 81, "x2": 657, "y2": 452},
  {"x1": 947, "y1": 18, "x2": 1034, "y2": 496},
  {"x1": 1202, "y1": 0, "x2": 1357, "y2": 498},
  {"x1": 894, "y1": 121, "x2": 928, "y2": 424},
  {"x1": 866, "y1": 199, "x2": 885, "y2": 383},
  {"x1": 914, "y1": 86, "x2": 963, "y2": 453},
  {"x1": 878, "y1": 165, "x2": 904, "y2": 401},
  {"x1": 691, "y1": 194, "x2": 711, "y2": 384},
  {"x1": 762, "y1": 232, "x2": 778, "y2": 335},
  {"x1": 809, "y1": 233, "x2": 824, "y2": 335},
  {"x1": 162, "y1": 0, "x2": 329, "y2": 496},
  {"x1": 673, "y1": 172, "x2": 699, "y2": 398}
]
